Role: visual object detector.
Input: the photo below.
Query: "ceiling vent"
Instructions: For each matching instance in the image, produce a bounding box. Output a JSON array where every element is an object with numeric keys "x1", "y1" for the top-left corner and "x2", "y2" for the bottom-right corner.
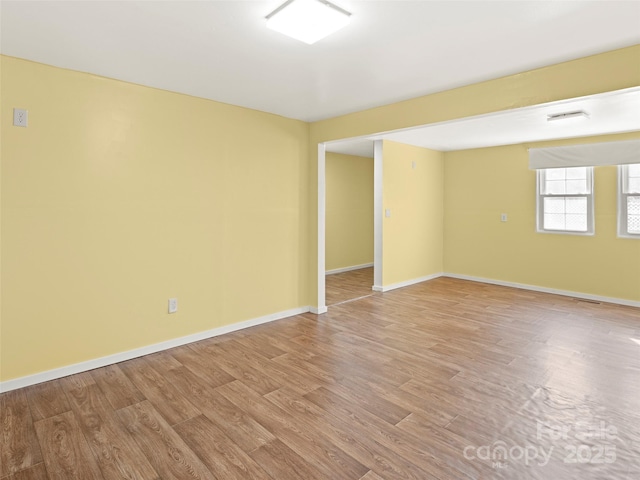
[{"x1": 547, "y1": 110, "x2": 589, "y2": 122}]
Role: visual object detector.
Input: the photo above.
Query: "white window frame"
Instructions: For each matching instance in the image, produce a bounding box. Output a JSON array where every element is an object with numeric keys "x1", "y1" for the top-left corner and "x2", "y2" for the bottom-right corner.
[
  {"x1": 618, "y1": 163, "x2": 640, "y2": 239},
  {"x1": 536, "y1": 167, "x2": 594, "y2": 235}
]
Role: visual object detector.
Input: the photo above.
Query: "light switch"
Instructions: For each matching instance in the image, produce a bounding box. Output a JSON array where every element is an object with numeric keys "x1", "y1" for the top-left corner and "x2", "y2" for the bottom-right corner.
[
  {"x1": 168, "y1": 298, "x2": 178, "y2": 313},
  {"x1": 385, "y1": 209, "x2": 391, "y2": 218}
]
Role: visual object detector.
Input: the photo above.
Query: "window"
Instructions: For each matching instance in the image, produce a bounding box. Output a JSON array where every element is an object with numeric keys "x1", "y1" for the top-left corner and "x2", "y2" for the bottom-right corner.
[
  {"x1": 537, "y1": 167, "x2": 594, "y2": 235},
  {"x1": 618, "y1": 163, "x2": 640, "y2": 238}
]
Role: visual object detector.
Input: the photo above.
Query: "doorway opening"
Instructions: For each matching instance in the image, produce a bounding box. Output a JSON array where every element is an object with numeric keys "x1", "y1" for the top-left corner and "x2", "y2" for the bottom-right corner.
[
  {"x1": 315, "y1": 87, "x2": 640, "y2": 313},
  {"x1": 317, "y1": 139, "x2": 381, "y2": 312}
]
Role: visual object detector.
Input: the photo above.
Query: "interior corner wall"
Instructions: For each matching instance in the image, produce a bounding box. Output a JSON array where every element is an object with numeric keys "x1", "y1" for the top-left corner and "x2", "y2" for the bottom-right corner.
[
  {"x1": 443, "y1": 132, "x2": 640, "y2": 303},
  {"x1": 382, "y1": 141, "x2": 444, "y2": 286},
  {"x1": 325, "y1": 152, "x2": 373, "y2": 272},
  {"x1": 0, "y1": 56, "x2": 310, "y2": 382}
]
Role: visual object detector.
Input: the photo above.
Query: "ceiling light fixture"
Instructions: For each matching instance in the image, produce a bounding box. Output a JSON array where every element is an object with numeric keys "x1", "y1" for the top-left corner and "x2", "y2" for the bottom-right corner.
[
  {"x1": 266, "y1": 0, "x2": 351, "y2": 45},
  {"x1": 547, "y1": 110, "x2": 589, "y2": 122}
]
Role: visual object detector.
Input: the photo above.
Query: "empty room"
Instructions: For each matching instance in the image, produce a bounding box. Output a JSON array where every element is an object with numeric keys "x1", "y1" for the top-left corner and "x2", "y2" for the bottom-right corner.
[{"x1": 1, "y1": 1, "x2": 639, "y2": 479}]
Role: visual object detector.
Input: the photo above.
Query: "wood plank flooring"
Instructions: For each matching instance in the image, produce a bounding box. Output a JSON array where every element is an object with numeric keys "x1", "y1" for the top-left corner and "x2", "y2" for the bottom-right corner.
[
  {"x1": 325, "y1": 267, "x2": 373, "y2": 306},
  {"x1": 2, "y1": 277, "x2": 640, "y2": 479}
]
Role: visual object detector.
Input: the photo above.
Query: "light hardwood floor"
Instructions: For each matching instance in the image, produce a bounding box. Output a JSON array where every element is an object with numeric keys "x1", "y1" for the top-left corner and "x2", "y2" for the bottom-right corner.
[
  {"x1": 2, "y1": 277, "x2": 639, "y2": 479},
  {"x1": 325, "y1": 267, "x2": 374, "y2": 306}
]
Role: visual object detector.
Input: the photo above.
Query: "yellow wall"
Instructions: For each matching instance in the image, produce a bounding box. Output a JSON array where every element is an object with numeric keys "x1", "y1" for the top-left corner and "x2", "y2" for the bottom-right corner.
[
  {"x1": 2, "y1": 45, "x2": 640, "y2": 383},
  {"x1": 325, "y1": 153, "x2": 373, "y2": 271},
  {"x1": 0, "y1": 56, "x2": 309, "y2": 381},
  {"x1": 382, "y1": 141, "x2": 444, "y2": 285},
  {"x1": 444, "y1": 133, "x2": 640, "y2": 302},
  {"x1": 308, "y1": 45, "x2": 640, "y2": 304}
]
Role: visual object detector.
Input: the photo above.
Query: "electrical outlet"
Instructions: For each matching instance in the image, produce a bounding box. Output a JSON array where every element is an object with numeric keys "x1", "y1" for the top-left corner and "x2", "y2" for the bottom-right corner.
[
  {"x1": 501, "y1": 213, "x2": 508, "y2": 222},
  {"x1": 13, "y1": 108, "x2": 28, "y2": 127},
  {"x1": 168, "y1": 298, "x2": 178, "y2": 314}
]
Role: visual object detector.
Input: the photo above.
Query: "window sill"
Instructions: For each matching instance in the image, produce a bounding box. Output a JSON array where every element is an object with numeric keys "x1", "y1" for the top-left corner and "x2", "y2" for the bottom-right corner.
[
  {"x1": 536, "y1": 229, "x2": 595, "y2": 236},
  {"x1": 617, "y1": 233, "x2": 640, "y2": 240}
]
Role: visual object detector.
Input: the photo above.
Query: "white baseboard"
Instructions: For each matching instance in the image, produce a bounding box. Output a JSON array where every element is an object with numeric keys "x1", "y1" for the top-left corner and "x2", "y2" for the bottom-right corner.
[
  {"x1": 326, "y1": 263, "x2": 374, "y2": 275},
  {"x1": 444, "y1": 273, "x2": 640, "y2": 308},
  {"x1": 0, "y1": 306, "x2": 310, "y2": 393},
  {"x1": 374, "y1": 273, "x2": 444, "y2": 293},
  {"x1": 310, "y1": 306, "x2": 328, "y2": 314}
]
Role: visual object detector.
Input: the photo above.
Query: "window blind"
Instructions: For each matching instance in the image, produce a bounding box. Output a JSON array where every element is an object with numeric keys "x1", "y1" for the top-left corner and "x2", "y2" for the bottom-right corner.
[{"x1": 529, "y1": 139, "x2": 640, "y2": 170}]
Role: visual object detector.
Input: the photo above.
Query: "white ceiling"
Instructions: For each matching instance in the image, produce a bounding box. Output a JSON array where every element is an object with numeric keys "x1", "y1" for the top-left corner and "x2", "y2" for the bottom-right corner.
[
  {"x1": 325, "y1": 87, "x2": 640, "y2": 157},
  {"x1": 385, "y1": 87, "x2": 640, "y2": 151},
  {"x1": 1, "y1": 1, "x2": 640, "y2": 122},
  {"x1": 326, "y1": 137, "x2": 376, "y2": 158}
]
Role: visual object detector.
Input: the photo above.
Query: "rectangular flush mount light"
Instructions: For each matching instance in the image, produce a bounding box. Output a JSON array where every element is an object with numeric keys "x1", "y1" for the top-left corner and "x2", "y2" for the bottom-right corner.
[{"x1": 266, "y1": 0, "x2": 351, "y2": 44}]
